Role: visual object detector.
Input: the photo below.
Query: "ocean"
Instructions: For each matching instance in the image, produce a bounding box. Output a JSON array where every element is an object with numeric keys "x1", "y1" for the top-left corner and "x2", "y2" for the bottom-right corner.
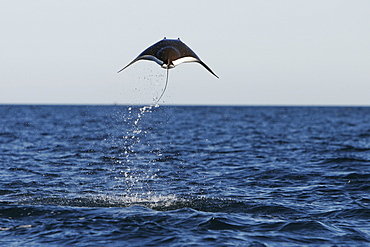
[{"x1": 0, "y1": 105, "x2": 369, "y2": 246}]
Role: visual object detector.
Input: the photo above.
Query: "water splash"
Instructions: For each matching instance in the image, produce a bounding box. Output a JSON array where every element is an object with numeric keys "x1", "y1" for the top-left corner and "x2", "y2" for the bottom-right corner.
[
  {"x1": 110, "y1": 103, "x2": 163, "y2": 198},
  {"x1": 20, "y1": 193, "x2": 182, "y2": 209},
  {"x1": 133, "y1": 104, "x2": 158, "y2": 126}
]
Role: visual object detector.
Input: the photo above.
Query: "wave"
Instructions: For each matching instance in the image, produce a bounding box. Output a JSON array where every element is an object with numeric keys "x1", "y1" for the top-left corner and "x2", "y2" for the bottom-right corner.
[
  {"x1": 314, "y1": 208, "x2": 370, "y2": 220},
  {"x1": 318, "y1": 157, "x2": 370, "y2": 165},
  {"x1": 14, "y1": 194, "x2": 303, "y2": 217}
]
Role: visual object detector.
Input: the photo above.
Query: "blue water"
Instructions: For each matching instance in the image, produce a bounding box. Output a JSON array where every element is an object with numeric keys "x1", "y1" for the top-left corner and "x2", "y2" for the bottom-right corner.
[{"x1": 0, "y1": 105, "x2": 369, "y2": 246}]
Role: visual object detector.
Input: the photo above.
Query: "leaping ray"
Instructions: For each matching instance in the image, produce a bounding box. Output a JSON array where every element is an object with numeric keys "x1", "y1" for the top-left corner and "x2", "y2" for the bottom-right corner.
[{"x1": 118, "y1": 37, "x2": 218, "y2": 102}]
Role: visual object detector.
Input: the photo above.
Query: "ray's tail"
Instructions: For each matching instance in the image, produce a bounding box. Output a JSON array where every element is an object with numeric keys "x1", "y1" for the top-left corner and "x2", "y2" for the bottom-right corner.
[{"x1": 155, "y1": 68, "x2": 169, "y2": 104}]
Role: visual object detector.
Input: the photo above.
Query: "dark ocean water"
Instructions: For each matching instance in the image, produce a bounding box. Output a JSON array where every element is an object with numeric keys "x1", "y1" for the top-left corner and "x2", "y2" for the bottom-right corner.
[{"x1": 0, "y1": 105, "x2": 369, "y2": 246}]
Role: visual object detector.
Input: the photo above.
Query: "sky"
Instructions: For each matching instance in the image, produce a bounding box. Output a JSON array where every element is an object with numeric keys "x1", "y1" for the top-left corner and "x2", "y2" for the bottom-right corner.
[{"x1": 1, "y1": 1, "x2": 369, "y2": 105}]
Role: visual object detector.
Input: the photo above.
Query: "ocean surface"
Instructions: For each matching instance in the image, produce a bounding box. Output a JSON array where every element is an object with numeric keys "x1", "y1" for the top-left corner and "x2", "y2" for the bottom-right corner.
[{"x1": 0, "y1": 105, "x2": 369, "y2": 246}]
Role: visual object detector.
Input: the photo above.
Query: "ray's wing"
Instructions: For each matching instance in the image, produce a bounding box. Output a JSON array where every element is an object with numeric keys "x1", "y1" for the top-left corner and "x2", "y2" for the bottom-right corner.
[
  {"x1": 172, "y1": 56, "x2": 219, "y2": 78},
  {"x1": 117, "y1": 55, "x2": 163, "y2": 73},
  {"x1": 195, "y1": 59, "x2": 219, "y2": 78},
  {"x1": 117, "y1": 40, "x2": 167, "y2": 73},
  {"x1": 174, "y1": 41, "x2": 219, "y2": 78}
]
